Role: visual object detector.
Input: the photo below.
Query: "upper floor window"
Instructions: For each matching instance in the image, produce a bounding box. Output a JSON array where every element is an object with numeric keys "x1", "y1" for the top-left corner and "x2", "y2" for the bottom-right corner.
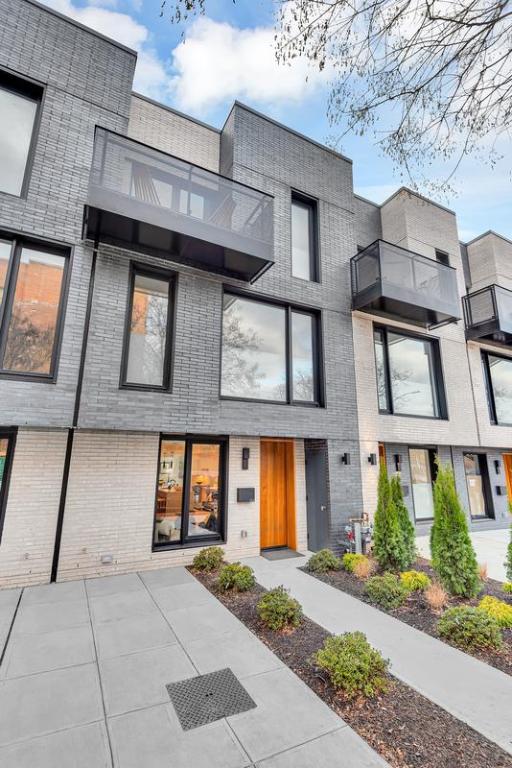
[
  {"x1": 121, "y1": 265, "x2": 174, "y2": 390},
  {"x1": 0, "y1": 70, "x2": 42, "y2": 197},
  {"x1": 482, "y1": 351, "x2": 512, "y2": 426},
  {"x1": 373, "y1": 326, "x2": 446, "y2": 418},
  {"x1": 0, "y1": 428, "x2": 16, "y2": 543},
  {"x1": 291, "y1": 192, "x2": 318, "y2": 281},
  {"x1": 435, "y1": 249, "x2": 450, "y2": 266},
  {"x1": 221, "y1": 292, "x2": 322, "y2": 405},
  {"x1": 0, "y1": 237, "x2": 69, "y2": 380}
]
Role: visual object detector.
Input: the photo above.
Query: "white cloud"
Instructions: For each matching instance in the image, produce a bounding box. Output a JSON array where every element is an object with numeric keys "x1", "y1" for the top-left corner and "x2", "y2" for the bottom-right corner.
[{"x1": 169, "y1": 17, "x2": 329, "y2": 112}]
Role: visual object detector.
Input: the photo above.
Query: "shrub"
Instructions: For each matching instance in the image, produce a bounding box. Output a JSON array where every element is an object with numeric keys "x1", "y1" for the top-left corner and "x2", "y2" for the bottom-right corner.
[
  {"x1": 400, "y1": 570, "x2": 431, "y2": 592},
  {"x1": 425, "y1": 581, "x2": 448, "y2": 612},
  {"x1": 430, "y1": 463, "x2": 480, "y2": 598},
  {"x1": 506, "y1": 523, "x2": 512, "y2": 582},
  {"x1": 257, "y1": 586, "x2": 302, "y2": 631},
  {"x1": 192, "y1": 546, "x2": 224, "y2": 572},
  {"x1": 342, "y1": 553, "x2": 367, "y2": 573},
  {"x1": 478, "y1": 563, "x2": 488, "y2": 582},
  {"x1": 373, "y1": 465, "x2": 408, "y2": 572},
  {"x1": 307, "y1": 549, "x2": 341, "y2": 573},
  {"x1": 365, "y1": 573, "x2": 409, "y2": 610},
  {"x1": 437, "y1": 606, "x2": 502, "y2": 651},
  {"x1": 503, "y1": 583, "x2": 512, "y2": 594},
  {"x1": 313, "y1": 632, "x2": 389, "y2": 699},
  {"x1": 218, "y1": 562, "x2": 255, "y2": 592},
  {"x1": 353, "y1": 557, "x2": 373, "y2": 581},
  {"x1": 478, "y1": 596, "x2": 512, "y2": 628},
  {"x1": 391, "y1": 475, "x2": 416, "y2": 568}
]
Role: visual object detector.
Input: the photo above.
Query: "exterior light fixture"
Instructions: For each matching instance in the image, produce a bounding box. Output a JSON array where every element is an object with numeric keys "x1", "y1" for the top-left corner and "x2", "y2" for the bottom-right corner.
[
  {"x1": 368, "y1": 453, "x2": 377, "y2": 465},
  {"x1": 394, "y1": 453, "x2": 402, "y2": 472},
  {"x1": 341, "y1": 452, "x2": 351, "y2": 465},
  {"x1": 242, "y1": 447, "x2": 250, "y2": 470}
]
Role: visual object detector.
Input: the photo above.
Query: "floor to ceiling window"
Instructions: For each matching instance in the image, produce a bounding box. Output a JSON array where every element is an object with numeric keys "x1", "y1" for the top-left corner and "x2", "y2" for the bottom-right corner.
[
  {"x1": 409, "y1": 447, "x2": 436, "y2": 521},
  {"x1": 463, "y1": 453, "x2": 492, "y2": 520}
]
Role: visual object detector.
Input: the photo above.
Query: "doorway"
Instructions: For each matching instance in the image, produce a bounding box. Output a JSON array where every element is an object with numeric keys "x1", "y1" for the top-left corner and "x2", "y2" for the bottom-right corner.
[
  {"x1": 503, "y1": 454, "x2": 512, "y2": 511},
  {"x1": 305, "y1": 440, "x2": 330, "y2": 551},
  {"x1": 260, "y1": 439, "x2": 296, "y2": 550},
  {"x1": 463, "y1": 453, "x2": 493, "y2": 520}
]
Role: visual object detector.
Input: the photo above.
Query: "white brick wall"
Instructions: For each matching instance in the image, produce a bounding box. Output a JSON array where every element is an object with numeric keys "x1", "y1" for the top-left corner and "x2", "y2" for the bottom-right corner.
[
  {"x1": 467, "y1": 232, "x2": 512, "y2": 292},
  {"x1": 0, "y1": 429, "x2": 67, "y2": 588}
]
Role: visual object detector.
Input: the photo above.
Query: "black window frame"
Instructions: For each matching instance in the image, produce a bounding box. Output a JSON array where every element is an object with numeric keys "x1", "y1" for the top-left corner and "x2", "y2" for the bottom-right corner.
[
  {"x1": 120, "y1": 262, "x2": 176, "y2": 392},
  {"x1": 220, "y1": 287, "x2": 325, "y2": 407},
  {"x1": 0, "y1": 427, "x2": 17, "y2": 544},
  {"x1": 0, "y1": 234, "x2": 71, "y2": 383},
  {"x1": 463, "y1": 452, "x2": 494, "y2": 520},
  {"x1": 435, "y1": 249, "x2": 450, "y2": 266},
  {"x1": 373, "y1": 324, "x2": 448, "y2": 419},
  {"x1": 152, "y1": 434, "x2": 228, "y2": 551},
  {"x1": 0, "y1": 68, "x2": 44, "y2": 200},
  {"x1": 291, "y1": 190, "x2": 320, "y2": 283},
  {"x1": 481, "y1": 350, "x2": 512, "y2": 427}
]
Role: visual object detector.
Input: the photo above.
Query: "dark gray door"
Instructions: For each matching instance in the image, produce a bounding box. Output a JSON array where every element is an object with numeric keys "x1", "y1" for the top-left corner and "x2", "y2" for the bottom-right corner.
[{"x1": 305, "y1": 441, "x2": 330, "y2": 551}]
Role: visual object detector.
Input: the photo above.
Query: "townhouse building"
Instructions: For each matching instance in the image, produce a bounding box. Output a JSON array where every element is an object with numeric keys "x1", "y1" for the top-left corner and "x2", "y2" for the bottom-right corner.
[{"x1": 0, "y1": 0, "x2": 510, "y2": 587}]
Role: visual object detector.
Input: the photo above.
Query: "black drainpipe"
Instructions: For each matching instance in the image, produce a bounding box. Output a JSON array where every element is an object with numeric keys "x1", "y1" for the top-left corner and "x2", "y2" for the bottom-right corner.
[{"x1": 50, "y1": 235, "x2": 99, "y2": 583}]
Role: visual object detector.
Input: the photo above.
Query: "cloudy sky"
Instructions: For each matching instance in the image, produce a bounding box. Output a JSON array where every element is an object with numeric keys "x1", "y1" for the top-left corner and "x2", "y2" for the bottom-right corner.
[{"x1": 43, "y1": 0, "x2": 511, "y2": 242}]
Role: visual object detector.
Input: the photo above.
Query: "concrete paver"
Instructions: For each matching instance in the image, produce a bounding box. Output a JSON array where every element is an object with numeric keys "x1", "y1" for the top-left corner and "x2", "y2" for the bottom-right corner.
[
  {"x1": 0, "y1": 566, "x2": 389, "y2": 767},
  {"x1": 244, "y1": 554, "x2": 512, "y2": 756}
]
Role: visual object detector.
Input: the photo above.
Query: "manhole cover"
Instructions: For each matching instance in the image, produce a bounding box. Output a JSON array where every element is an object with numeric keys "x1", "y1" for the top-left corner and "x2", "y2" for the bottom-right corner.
[{"x1": 167, "y1": 668, "x2": 256, "y2": 731}]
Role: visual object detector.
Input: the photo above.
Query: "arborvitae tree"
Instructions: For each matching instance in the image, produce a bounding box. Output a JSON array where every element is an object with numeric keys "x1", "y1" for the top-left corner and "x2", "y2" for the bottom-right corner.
[
  {"x1": 430, "y1": 463, "x2": 480, "y2": 598},
  {"x1": 373, "y1": 463, "x2": 408, "y2": 571},
  {"x1": 390, "y1": 474, "x2": 416, "y2": 569}
]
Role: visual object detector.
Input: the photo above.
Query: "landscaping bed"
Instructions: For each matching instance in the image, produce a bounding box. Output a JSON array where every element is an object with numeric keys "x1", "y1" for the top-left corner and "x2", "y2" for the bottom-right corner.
[
  {"x1": 192, "y1": 567, "x2": 512, "y2": 768},
  {"x1": 307, "y1": 558, "x2": 512, "y2": 676}
]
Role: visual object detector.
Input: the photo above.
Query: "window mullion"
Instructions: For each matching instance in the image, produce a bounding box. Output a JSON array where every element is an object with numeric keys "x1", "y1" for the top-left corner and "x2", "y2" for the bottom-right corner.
[
  {"x1": 181, "y1": 440, "x2": 192, "y2": 545},
  {"x1": 286, "y1": 307, "x2": 293, "y2": 403}
]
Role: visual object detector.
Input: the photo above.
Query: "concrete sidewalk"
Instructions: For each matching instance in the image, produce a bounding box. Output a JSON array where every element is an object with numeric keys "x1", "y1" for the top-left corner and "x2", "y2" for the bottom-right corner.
[
  {"x1": 417, "y1": 528, "x2": 511, "y2": 582},
  {"x1": 243, "y1": 554, "x2": 512, "y2": 756},
  {"x1": 0, "y1": 568, "x2": 387, "y2": 768}
]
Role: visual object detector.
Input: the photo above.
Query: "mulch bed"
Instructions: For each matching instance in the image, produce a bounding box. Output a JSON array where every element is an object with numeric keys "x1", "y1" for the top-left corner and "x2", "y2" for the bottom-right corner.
[
  {"x1": 307, "y1": 558, "x2": 512, "y2": 676},
  {"x1": 192, "y1": 567, "x2": 512, "y2": 768}
]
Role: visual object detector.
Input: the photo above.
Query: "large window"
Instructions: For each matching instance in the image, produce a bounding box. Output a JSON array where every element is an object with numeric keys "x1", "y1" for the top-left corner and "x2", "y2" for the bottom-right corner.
[
  {"x1": 0, "y1": 237, "x2": 69, "y2": 380},
  {"x1": 154, "y1": 436, "x2": 226, "y2": 548},
  {"x1": 409, "y1": 447, "x2": 437, "y2": 521},
  {"x1": 0, "y1": 429, "x2": 16, "y2": 543},
  {"x1": 483, "y1": 352, "x2": 512, "y2": 426},
  {"x1": 373, "y1": 326, "x2": 446, "y2": 418},
  {"x1": 464, "y1": 453, "x2": 492, "y2": 520},
  {"x1": 221, "y1": 292, "x2": 322, "y2": 405},
  {"x1": 0, "y1": 70, "x2": 42, "y2": 197},
  {"x1": 291, "y1": 193, "x2": 318, "y2": 281},
  {"x1": 121, "y1": 266, "x2": 174, "y2": 389}
]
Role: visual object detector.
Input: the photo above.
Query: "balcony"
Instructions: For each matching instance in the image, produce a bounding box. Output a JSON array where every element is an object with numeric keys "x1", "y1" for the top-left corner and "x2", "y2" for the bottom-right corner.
[
  {"x1": 350, "y1": 240, "x2": 460, "y2": 327},
  {"x1": 463, "y1": 285, "x2": 512, "y2": 345},
  {"x1": 83, "y1": 128, "x2": 274, "y2": 282}
]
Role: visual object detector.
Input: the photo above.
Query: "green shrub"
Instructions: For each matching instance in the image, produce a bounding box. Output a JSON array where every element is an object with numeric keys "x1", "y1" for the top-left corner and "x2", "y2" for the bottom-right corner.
[
  {"x1": 192, "y1": 546, "x2": 224, "y2": 572},
  {"x1": 257, "y1": 586, "x2": 302, "y2": 631},
  {"x1": 400, "y1": 570, "x2": 431, "y2": 592},
  {"x1": 365, "y1": 573, "x2": 409, "y2": 610},
  {"x1": 437, "y1": 606, "x2": 502, "y2": 651},
  {"x1": 342, "y1": 553, "x2": 368, "y2": 573},
  {"x1": 218, "y1": 562, "x2": 255, "y2": 592},
  {"x1": 478, "y1": 595, "x2": 512, "y2": 628},
  {"x1": 391, "y1": 475, "x2": 416, "y2": 569},
  {"x1": 430, "y1": 463, "x2": 480, "y2": 598},
  {"x1": 313, "y1": 632, "x2": 389, "y2": 699},
  {"x1": 503, "y1": 583, "x2": 512, "y2": 594},
  {"x1": 307, "y1": 549, "x2": 341, "y2": 573},
  {"x1": 372, "y1": 465, "x2": 408, "y2": 572},
  {"x1": 506, "y1": 522, "x2": 512, "y2": 582}
]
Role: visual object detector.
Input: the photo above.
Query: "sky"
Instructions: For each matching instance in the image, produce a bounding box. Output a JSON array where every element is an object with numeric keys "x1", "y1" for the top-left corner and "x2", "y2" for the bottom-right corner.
[{"x1": 42, "y1": 0, "x2": 512, "y2": 242}]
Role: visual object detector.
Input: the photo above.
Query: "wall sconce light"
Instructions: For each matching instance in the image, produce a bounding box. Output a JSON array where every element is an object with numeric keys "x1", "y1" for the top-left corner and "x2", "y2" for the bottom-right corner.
[
  {"x1": 341, "y1": 452, "x2": 351, "y2": 466},
  {"x1": 494, "y1": 459, "x2": 501, "y2": 475},
  {"x1": 496, "y1": 485, "x2": 508, "y2": 496},
  {"x1": 242, "y1": 447, "x2": 250, "y2": 470},
  {"x1": 394, "y1": 453, "x2": 402, "y2": 472},
  {"x1": 368, "y1": 453, "x2": 377, "y2": 465}
]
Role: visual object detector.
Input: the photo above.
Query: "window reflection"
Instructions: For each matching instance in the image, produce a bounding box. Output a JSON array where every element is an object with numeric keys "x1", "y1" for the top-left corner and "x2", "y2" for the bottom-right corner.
[
  {"x1": 3, "y1": 247, "x2": 66, "y2": 375},
  {"x1": 373, "y1": 330, "x2": 388, "y2": 411},
  {"x1": 187, "y1": 444, "x2": 220, "y2": 537},
  {"x1": 292, "y1": 312, "x2": 315, "y2": 402},
  {"x1": 387, "y1": 332, "x2": 438, "y2": 417},
  {"x1": 488, "y1": 355, "x2": 512, "y2": 425},
  {"x1": 126, "y1": 272, "x2": 170, "y2": 387},
  {"x1": 155, "y1": 441, "x2": 185, "y2": 544},
  {"x1": 0, "y1": 83, "x2": 38, "y2": 196},
  {"x1": 0, "y1": 241, "x2": 10, "y2": 310},
  {"x1": 291, "y1": 198, "x2": 315, "y2": 280}
]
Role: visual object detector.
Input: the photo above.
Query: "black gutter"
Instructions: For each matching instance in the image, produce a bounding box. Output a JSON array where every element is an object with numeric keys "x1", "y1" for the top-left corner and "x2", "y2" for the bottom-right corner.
[{"x1": 50, "y1": 234, "x2": 99, "y2": 583}]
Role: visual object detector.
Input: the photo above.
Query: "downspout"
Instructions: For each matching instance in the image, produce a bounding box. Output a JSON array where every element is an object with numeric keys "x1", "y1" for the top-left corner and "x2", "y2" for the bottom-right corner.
[{"x1": 50, "y1": 234, "x2": 99, "y2": 583}]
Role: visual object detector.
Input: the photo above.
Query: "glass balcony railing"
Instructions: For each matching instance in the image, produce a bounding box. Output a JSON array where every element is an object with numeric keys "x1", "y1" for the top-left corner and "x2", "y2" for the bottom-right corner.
[
  {"x1": 84, "y1": 127, "x2": 274, "y2": 282},
  {"x1": 463, "y1": 284, "x2": 512, "y2": 345},
  {"x1": 350, "y1": 240, "x2": 460, "y2": 327}
]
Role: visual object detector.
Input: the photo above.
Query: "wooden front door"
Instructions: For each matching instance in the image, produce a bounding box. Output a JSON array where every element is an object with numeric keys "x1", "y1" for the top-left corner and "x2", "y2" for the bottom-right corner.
[
  {"x1": 504, "y1": 454, "x2": 512, "y2": 509},
  {"x1": 260, "y1": 440, "x2": 296, "y2": 550}
]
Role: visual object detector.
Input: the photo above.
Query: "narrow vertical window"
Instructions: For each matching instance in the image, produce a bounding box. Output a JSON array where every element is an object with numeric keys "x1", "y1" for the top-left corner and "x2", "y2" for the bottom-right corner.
[
  {"x1": 155, "y1": 440, "x2": 185, "y2": 545},
  {"x1": 291, "y1": 311, "x2": 315, "y2": 402},
  {"x1": 291, "y1": 193, "x2": 317, "y2": 281},
  {"x1": 0, "y1": 71, "x2": 42, "y2": 197},
  {"x1": 373, "y1": 329, "x2": 389, "y2": 412},
  {"x1": 123, "y1": 268, "x2": 173, "y2": 389}
]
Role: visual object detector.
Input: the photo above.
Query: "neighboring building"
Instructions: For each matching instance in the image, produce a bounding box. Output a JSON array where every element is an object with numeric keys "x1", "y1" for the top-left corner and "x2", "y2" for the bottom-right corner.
[{"x1": 0, "y1": 0, "x2": 510, "y2": 587}]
